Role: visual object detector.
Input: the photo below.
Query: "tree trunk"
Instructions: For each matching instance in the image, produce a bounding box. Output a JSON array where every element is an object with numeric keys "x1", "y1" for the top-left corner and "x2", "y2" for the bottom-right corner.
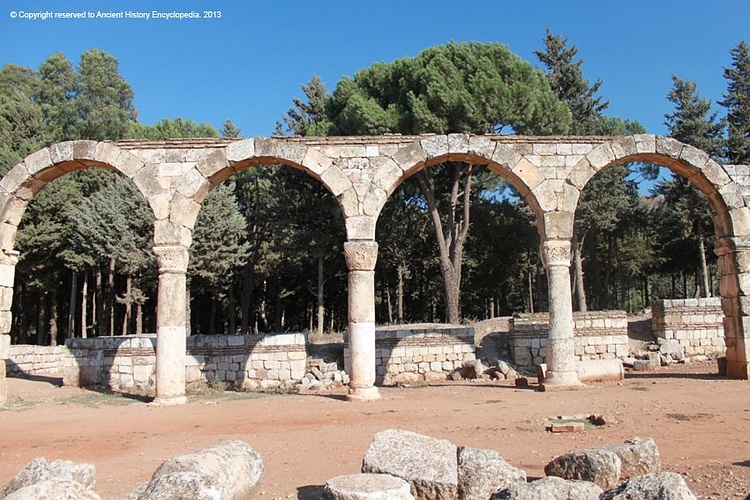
[
  {"x1": 81, "y1": 271, "x2": 88, "y2": 338},
  {"x1": 528, "y1": 252, "x2": 535, "y2": 313},
  {"x1": 135, "y1": 302, "x2": 143, "y2": 336},
  {"x1": 209, "y1": 298, "x2": 217, "y2": 335},
  {"x1": 697, "y1": 224, "x2": 711, "y2": 297},
  {"x1": 122, "y1": 276, "x2": 132, "y2": 335},
  {"x1": 36, "y1": 290, "x2": 45, "y2": 346},
  {"x1": 385, "y1": 286, "x2": 393, "y2": 324},
  {"x1": 229, "y1": 280, "x2": 236, "y2": 334},
  {"x1": 240, "y1": 261, "x2": 255, "y2": 335},
  {"x1": 397, "y1": 263, "x2": 405, "y2": 323},
  {"x1": 48, "y1": 290, "x2": 58, "y2": 347},
  {"x1": 415, "y1": 164, "x2": 473, "y2": 324},
  {"x1": 316, "y1": 254, "x2": 324, "y2": 336},
  {"x1": 68, "y1": 271, "x2": 78, "y2": 339},
  {"x1": 95, "y1": 269, "x2": 104, "y2": 336},
  {"x1": 571, "y1": 227, "x2": 588, "y2": 312},
  {"x1": 107, "y1": 257, "x2": 115, "y2": 336}
]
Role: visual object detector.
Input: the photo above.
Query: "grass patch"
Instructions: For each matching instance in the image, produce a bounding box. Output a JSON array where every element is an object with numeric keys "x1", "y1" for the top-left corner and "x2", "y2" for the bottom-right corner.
[
  {"x1": 630, "y1": 386, "x2": 649, "y2": 392},
  {"x1": 667, "y1": 412, "x2": 691, "y2": 421},
  {"x1": 549, "y1": 415, "x2": 605, "y2": 429}
]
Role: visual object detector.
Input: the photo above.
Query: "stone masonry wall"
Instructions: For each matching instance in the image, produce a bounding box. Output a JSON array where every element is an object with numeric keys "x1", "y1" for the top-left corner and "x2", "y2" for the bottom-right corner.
[
  {"x1": 345, "y1": 324, "x2": 476, "y2": 385},
  {"x1": 6, "y1": 345, "x2": 68, "y2": 377},
  {"x1": 510, "y1": 311, "x2": 629, "y2": 368},
  {"x1": 62, "y1": 333, "x2": 307, "y2": 393},
  {"x1": 651, "y1": 298, "x2": 725, "y2": 356}
]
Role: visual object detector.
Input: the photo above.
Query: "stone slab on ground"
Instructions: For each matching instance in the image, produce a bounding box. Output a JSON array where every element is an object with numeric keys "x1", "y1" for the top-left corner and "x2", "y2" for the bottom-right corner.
[
  {"x1": 601, "y1": 437, "x2": 661, "y2": 478},
  {"x1": 600, "y1": 472, "x2": 697, "y2": 499},
  {"x1": 457, "y1": 446, "x2": 526, "y2": 500},
  {"x1": 544, "y1": 448, "x2": 622, "y2": 489},
  {"x1": 324, "y1": 473, "x2": 414, "y2": 500},
  {"x1": 361, "y1": 429, "x2": 458, "y2": 500},
  {"x1": 490, "y1": 476, "x2": 603, "y2": 499}
]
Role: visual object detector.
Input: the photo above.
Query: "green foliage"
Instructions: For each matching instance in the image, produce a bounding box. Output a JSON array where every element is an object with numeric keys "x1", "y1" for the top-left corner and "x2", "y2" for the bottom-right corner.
[
  {"x1": 721, "y1": 41, "x2": 750, "y2": 164},
  {"x1": 126, "y1": 117, "x2": 218, "y2": 140}
]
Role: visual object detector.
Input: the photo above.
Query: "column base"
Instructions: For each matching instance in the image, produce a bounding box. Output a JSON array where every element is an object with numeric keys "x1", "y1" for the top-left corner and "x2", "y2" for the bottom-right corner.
[
  {"x1": 725, "y1": 360, "x2": 750, "y2": 379},
  {"x1": 347, "y1": 386, "x2": 380, "y2": 401},
  {"x1": 541, "y1": 370, "x2": 583, "y2": 390},
  {"x1": 150, "y1": 395, "x2": 188, "y2": 407}
]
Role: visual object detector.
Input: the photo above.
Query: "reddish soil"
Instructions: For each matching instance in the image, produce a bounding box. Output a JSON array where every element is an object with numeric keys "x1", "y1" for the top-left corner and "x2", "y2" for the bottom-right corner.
[{"x1": 1, "y1": 361, "x2": 749, "y2": 499}]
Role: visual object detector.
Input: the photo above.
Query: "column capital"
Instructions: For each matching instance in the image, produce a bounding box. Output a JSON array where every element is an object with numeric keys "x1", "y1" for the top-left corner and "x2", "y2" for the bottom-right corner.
[
  {"x1": 0, "y1": 249, "x2": 19, "y2": 266},
  {"x1": 153, "y1": 245, "x2": 189, "y2": 274},
  {"x1": 542, "y1": 239, "x2": 571, "y2": 269},
  {"x1": 344, "y1": 240, "x2": 378, "y2": 271}
]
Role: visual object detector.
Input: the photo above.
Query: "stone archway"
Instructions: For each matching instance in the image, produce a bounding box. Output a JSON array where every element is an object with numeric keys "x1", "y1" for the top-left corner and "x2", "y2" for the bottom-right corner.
[{"x1": 564, "y1": 135, "x2": 750, "y2": 379}]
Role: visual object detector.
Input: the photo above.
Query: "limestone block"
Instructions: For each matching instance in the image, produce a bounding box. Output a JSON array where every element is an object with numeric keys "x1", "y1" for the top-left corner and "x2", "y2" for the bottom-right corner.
[
  {"x1": 491, "y1": 476, "x2": 602, "y2": 500},
  {"x1": 600, "y1": 472, "x2": 697, "y2": 500},
  {"x1": 544, "y1": 448, "x2": 622, "y2": 490},
  {"x1": 325, "y1": 473, "x2": 414, "y2": 500},
  {"x1": 457, "y1": 446, "x2": 526, "y2": 500},
  {"x1": 4, "y1": 479, "x2": 101, "y2": 500},
  {"x1": 130, "y1": 440, "x2": 264, "y2": 500},
  {"x1": 601, "y1": 438, "x2": 660, "y2": 478},
  {"x1": 362, "y1": 429, "x2": 458, "y2": 500}
]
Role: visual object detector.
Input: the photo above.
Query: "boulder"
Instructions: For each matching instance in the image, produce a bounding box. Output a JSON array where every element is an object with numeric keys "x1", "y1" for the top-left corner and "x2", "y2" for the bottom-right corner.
[
  {"x1": 324, "y1": 473, "x2": 414, "y2": 500},
  {"x1": 544, "y1": 448, "x2": 622, "y2": 489},
  {"x1": 460, "y1": 360, "x2": 486, "y2": 379},
  {"x1": 362, "y1": 429, "x2": 458, "y2": 500},
  {"x1": 126, "y1": 440, "x2": 263, "y2": 500},
  {"x1": 0, "y1": 457, "x2": 97, "y2": 498},
  {"x1": 490, "y1": 476, "x2": 602, "y2": 499},
  {"x1": 600, "y1": 472, "x2": 697, "y2": 499},
  {"x1": 457, "y1": 446, "x2": 526, "y2": 500},
  {"x1": 3, "y1": 478, "x2": 101, "y2": 500},
  {"x1": 601, "y1": 438, "x2": 660, "y2": 478}
]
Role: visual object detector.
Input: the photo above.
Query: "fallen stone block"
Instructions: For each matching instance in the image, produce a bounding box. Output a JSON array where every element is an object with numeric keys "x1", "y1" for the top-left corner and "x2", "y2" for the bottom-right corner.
[
  {"x1": 544, "y1": 448, "x2": 622, "y2": 489},
  {"x1": 457, "y1": 446, "x2": 526, "y2": 500},
  {"x1": 3, "y1": 478, "x2": 101, "y2": 500},
  {"x1": 126, "y1": 440, "x2": 264, "y2": 500},
  {"x1": 362, "y1": 429, "x2": 458, "y2": 500},
  {"x1": 601, "y1": 437, "x2": 660, "y2": 478},
  {"x1": 490, "y1": 475, "x2": 603, "y2": 499},
  {"x1": 600, "y1": 472, "x2": 697, "y2": 499},
  {"x1": 324, "y1": 473, "x2": 414, "y2": 499},
  {"x1": 0, "y1": 457, "x2": 97, "y2": 498},
  {"x1": 549, "y1": 422, "x2": 585, "y2": 433}
]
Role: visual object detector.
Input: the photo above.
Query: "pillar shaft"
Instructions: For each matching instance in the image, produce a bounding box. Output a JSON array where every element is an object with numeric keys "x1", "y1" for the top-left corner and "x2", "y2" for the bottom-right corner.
[
  {"x1": 715, "y1": 239, "x2": 750, "y2": 379},
  {"x1": 153, "y1": 246, "x2": 188, "y2": 405},
  {"x1": 542, "y1": 240, "x2": 581, "y2": 386},
  {"x1": 0, "y1": 249, "x2": 19, "y2": 405},
  {"x1": 344, "y1": 241, "x2": 380, "y2": 401}
]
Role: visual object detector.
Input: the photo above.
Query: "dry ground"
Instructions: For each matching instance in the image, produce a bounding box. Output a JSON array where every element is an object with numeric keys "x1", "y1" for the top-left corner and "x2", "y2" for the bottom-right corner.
[{"x1": 1, "y1": 360, "x2": 749, "y2": 499}]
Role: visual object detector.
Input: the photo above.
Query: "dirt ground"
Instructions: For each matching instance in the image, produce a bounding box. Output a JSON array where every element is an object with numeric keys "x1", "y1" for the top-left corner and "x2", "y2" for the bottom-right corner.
[{"x1": 1, "y1": 360, "x2": 749, "y2": 499}]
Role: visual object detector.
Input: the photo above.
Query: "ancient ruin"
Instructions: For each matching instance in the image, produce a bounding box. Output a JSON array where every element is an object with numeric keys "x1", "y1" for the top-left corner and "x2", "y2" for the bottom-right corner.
[{"x1": 1, "y1": 134, "x2": 749, "y2": 404}]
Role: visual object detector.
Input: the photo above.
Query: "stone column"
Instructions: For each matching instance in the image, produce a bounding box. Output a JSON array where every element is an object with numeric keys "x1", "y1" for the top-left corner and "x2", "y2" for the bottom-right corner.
[
  {"x1": 0, "y1": 249, "x2": 19, "y2": 404},
  {"x1": 541, "y1": 240, "x2": 581, "y2": 387},
  {"x1": 344, "y1": 241, "x2": 380, "y2": 401},
  {"x1": 153, "y1": 245, "x2": 189, "y2": 405},
  {"x1": 715, "y1": 238, "x2": 750, "y2": 379}
]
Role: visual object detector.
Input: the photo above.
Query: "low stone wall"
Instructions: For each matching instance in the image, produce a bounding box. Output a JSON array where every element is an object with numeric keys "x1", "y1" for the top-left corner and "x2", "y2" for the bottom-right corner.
[
  {"x1": 345, "y1": 324, "x2": 476, "y2": 385},
  {"x1": 651, "y1": 298, "x2": 725, "y2": 356},
  {"x1": 6, "y1": 345, "x2": 69, "y2": 377},
  {"x1": 510, "y1": 311, "x2": 629, "y2": 368},
  {"x1": 63, "y1": 333, "x2": 307, "y2": 393}
]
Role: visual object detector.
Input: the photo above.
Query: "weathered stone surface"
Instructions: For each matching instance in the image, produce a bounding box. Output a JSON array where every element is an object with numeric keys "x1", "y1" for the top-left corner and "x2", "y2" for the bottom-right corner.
[
  {"x1": 490, "y1": 476, "x2": 603, "y2": 500},
  {"x1": 601, "y1": 438, "x2": 661, "y2": 478},
  {"x1": 600, "y1": 472, "x2": 697, "y2": 500},
  {"x1": 324, "y1": 473, "x2": 414, "y2": 500},
  {"x1": 457, "y1": 446, "x2": 526, "y2": 500},
  {"x1": 362, "y1": 429, "x2": 458, "y2": 500},
  {"x1": 544, "y1": 448, "x2": 622, "y2": 489},
  {"x1": 3, "y1": 479, "x2": 101, "y2": 500},
  {"x1": 0, "y1": 457, "x2": 98, "y2": 499},
  {"x1": 127, "y1": 440, "x2": 263, "y2": 500}
]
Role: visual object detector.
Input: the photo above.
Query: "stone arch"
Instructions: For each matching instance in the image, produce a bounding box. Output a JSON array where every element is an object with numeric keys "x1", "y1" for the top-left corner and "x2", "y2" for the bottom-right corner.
[
  {"x1": 0, "y1": 140, "x2": 150, "y2": 257},
  {"x1": 188, "y1": 137, "x2": 352, "y2": 224},
  {"x1": 374, "y1": 134, "x2": 548, "y2": 232},
  {"x1": 566, "y1": 134, "x2": 750, "y2": 378}
]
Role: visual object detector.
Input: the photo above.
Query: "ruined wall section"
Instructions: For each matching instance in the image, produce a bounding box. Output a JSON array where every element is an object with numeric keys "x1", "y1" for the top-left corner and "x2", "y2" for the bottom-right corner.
[{"x1": 651, "y1": 298, "x2": 725, "y2": 356}]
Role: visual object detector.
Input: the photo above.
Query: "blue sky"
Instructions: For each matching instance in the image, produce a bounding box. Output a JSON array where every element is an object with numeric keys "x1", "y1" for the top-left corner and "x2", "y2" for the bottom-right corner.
[{"x1": 1, "y1": 0, "x2": 748, "y2": 138}]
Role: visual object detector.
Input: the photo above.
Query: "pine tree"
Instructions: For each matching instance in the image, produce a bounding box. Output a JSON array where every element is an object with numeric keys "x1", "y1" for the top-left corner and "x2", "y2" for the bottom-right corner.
[
  {"x1": 721, "y1": 41, "x2": 750, "y2": 164},
  {"x1": 534, "y1": 29, "x2": 609, "y2": 135},
  {"x1": 660, "y1": 75, "x2": 725, "y2": 297},
  {"x1": 221, "y1": 119, "x2": 241, "y2": 139}
]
